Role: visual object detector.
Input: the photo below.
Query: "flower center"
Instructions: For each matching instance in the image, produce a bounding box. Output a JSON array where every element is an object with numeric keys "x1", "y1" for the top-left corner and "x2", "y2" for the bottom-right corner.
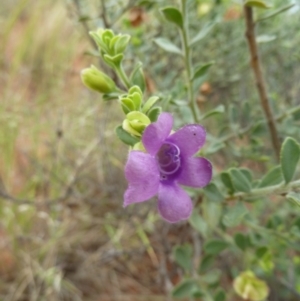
[{"x1": 156, "y1": 142, "x2": 181, "y2": 179}]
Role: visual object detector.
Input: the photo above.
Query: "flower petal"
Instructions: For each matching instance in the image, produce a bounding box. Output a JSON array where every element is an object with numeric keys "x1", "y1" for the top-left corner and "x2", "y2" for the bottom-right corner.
[
  {"x1": 142, "y1": 113, "x2": 173, "y2": 155},
  {"x1": 157, "y1": 183, "x2": 193, "y2": 223},
  {"x1": 167, "y1": 124, "x2": 206, "y2": 156},
  {"x1": 124, "y1": 151, "x2": 160, "y2": 207},
  {"x1": 177, "y1": 157, "x2": 212, "y2": 188}
]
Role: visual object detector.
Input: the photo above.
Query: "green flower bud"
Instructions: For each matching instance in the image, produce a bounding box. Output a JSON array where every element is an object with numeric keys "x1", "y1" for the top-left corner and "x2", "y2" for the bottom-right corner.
[
  {"x1": 81, "y1": 65, "x2": 116, "y2": 94},
  {"x1": 122, "y1": 111, "x2": 151, "y2": 137},
  {"x1": 89, "y1": 29, "x2": 131, "y2": 56},
  {"x1": 233, "y1": 271, "x2": 269, "y2": 301},
  {"x1": 119, "y1": 86, "x2": 143, "y2": 113}
]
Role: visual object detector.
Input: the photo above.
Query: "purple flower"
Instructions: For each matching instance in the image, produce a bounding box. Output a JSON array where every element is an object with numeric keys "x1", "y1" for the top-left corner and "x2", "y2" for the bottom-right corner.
[{"x1": 123, "y1": 113, "x2": 212, "y2": 223}]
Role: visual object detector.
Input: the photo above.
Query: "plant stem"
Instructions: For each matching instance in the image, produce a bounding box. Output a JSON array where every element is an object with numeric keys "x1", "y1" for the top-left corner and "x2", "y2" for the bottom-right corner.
[
  {"x1": 225, "y1": 179, "x2": 300, "y2": 201},
  {"x1": 180, "y1": 0, "x2": 199, "y2": 123},
  {"x1": 116, "y1": 65, "x2": 131, "y2": 90},
  {"x1": 244, "y1": 5, "x2": 281, "y2": 160}
]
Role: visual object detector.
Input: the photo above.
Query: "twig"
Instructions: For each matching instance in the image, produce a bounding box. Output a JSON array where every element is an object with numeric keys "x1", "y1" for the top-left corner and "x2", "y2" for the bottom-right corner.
[
  {"x1": 179, "y1": 0, "x2": 199, "y2": 123},
  {"x1": 225, "y1": 179, "x2": 300, "y2": 202},
  {"x1": 244, "y1": 5, "x2": 281, "y2": 160},
  {"x1": 72, "y1": 0, "x2": 96, "y2": 49},
  {"x1": 100, "y1": 0, "x2": 110, "y2": 28}
]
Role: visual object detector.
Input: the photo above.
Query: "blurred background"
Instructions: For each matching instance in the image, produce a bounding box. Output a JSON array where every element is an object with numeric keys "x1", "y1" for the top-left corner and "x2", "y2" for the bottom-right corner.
[{"x1": 0, "y1": 0, "x2": 300, "y2": 300}]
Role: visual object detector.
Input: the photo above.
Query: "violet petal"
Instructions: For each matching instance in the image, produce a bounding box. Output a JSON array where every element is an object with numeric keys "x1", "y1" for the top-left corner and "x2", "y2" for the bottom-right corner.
[
  {"x1": 124, "y1": 151, "x2": 160, "y2": 207},
  {"x1": 142, "y1": 113, "x2": 173, "y2": 155},
  {"x1": 157, "y1": 183, "x2": 193, "y2": 223},
  {"x1": 167, "y1": 124, "x2": 206, "y2": 156},
  {"x1": 177, "y1": 157, "x2": 212, "y2": 188}
]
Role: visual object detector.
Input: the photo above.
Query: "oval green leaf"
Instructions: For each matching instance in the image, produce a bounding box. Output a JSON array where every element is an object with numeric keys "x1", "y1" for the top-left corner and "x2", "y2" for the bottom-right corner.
[
  {"x1": 280, "y1": 137, "x2": 300, "y2": 184},
  {"x1": 229, "y1": 168, "x2": 252, "y2": 193},
  {"x1": 115, "y1": 125, "x2": 139, "y2": 146},
  {"x1": 172, "y1": 279, "x2": 198, "y2": 298},
  {"x1": 204, "y1": 239, "x2": 228, "y2": 255},
  {"x1": 160, "y1": 7, "x2": 183, "y2": 28},
  {"x1": 153, "y1": 37, "x2": 182, "y2": 55},
  {"x1": 258, "y1": 165, "x2": 283, "y2": 188}
]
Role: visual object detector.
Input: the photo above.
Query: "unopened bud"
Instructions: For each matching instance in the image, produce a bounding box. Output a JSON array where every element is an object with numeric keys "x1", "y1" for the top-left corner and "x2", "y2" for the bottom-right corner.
[
  {"x1": 81, "y1": 65, "x2": 115, "y2": 94},
  {"x1": 233, "y1": 271, "x2": 269, "y2": 301}
]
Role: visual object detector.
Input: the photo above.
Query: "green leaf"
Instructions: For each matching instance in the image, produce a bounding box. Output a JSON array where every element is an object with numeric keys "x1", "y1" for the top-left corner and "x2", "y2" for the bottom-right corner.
[
  {"x1": 192, "y1": 62, "x2": 214, "y2": 81},
  {"x1": 115, "y1": 126, "x2": 139, "y2": 146},
  {"x1": 142, "y1": 96, "x2": 159, "y2": 114},
  {"x1": 172, "y1": 279, "x2": 198, "y2": 298},
  {"x1": 202, "y1": 269, "x2": 222, "y2": 285},
  {"x1": 234, "y1": 233, "x2": 249, "y2": 251},
  {"x1": 220, "y1": 172, "x2": 235, "y2": 194},
  {"x1": 204, "y1": 239, "x2": 228, "y2": 255},
  {"x1": 255, "y1": 246, "x2": 268, "y2": 259},
  {"x1": 258, "y1": 3, "x2": 295, "y2": 22},
  {"x1": 287, "y1": 192, "x2": 300, "y2": 207},
  {"x1": 131, "y1": 67, "x2": 146, "y2": 93},
  {"x1": 229, "y1": 168, "x2": 252, "y2": 193},
  {"x1": 201, "y1": 105, "x2": 225, "y2": 120},
  {"x1": 222, "y1": 202, "x2": 248, "y2": 228},
  {"x1": 280, "y1": 137, "x2": 300, "y2": 184},
  {"x1": 198, "y1": 254, "x2": 215, "y2": 273},
  {"x1": 160, "y1": 7, "x2": 183, "y2": 28},
  {"x1": 153, "y1": 38, "x2": 182, "y2": 55},
  {"x1": 203, "y1": 201, "x2": 222, "y2": 231},
  {"x1": 258, "y1": 165, "x2": 283, "y2": 188},
  {"x1": 190, "y1": 21, "x2": 216, "y2": 46},
  {"x1": 189, "y1": 211, "x2": 208, "y2": 237},
  {"x1": 114, "y1": 34, "x2": 131, "y2": 54},
  {"x1": 173, "y1": 244, "x2": 192, "y2": 272},
  {"x1": 240, "y1": 168, "x2": 253, "y2": 183},
  {"x1": 120, "y1": 97, "x2": 135, "y2": 114},
  {"x1": 147, "y1": 107, "x2": 161, "y2": 122},
  {"x1": 256, "y1": 34, "x2": 276, "y2": 43},
  {"x1": 245, "y1": 0, "x2": 272, "y2": 9},
  {"x1": 214, "y1": 289, "x2": 226, "y2": 301},
  {"x1": 203, "y1": 183, "x2": 224, "y2": 203},
  {"x1": 229, "y1": 104, "x2": 238, "y2": 124}
]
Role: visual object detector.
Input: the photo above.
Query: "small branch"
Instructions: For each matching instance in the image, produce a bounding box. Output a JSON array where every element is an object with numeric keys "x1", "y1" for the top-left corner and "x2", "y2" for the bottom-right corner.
[
  {"x1": 243, "y1": 5, "x2": 281, "y2": 160},
  {"x1": 225, "y1": 179, "x2": 300, "y2": 202},
  {"x1": 73, "y1": 0, "x2": 96, "y2": 49},
  {"x1": 100, "y1": 0, "x2": 110, "y2": 28},
  {"x1": 180, "y1": 0, "x2": 199, "y2": 123}
]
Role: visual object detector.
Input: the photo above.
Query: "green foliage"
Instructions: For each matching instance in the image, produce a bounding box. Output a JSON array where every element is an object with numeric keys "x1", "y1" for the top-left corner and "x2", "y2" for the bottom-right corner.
[
  {"x1": 172, "y1": 279, "x2": 198, "y2": 298},
  {"x1": 153, "y1": 37, "x2": 182, "y2": 55},
  {"x1": 160, "y1": 7, "x2": 183, "y2": 28},
  {"x1": 280, "y1": 137, "x2": 300, "y2": 184},
  {"x1": 173, "y1": 244, "x2": 192, "y2": 272},
  {"x1": 258, "y1": 165, "x2": 283, "y2": 187},
  {"x1": 204, "y1": 239, "x2": 228, "y2": 255},
  {"x1": 229, "y1": 168, "x2": 252, "y2": 193},
  {"x1": 222, "y1": 202, "x2": 248, "y2": 228}
]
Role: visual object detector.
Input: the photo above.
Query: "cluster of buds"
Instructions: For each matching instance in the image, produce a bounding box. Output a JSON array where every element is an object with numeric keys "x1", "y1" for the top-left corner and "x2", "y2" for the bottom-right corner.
[
  {"x1": 120, "y1": 86, "x2": 160, "y2": 139},
  {"x1": 90, "y1": 29, "x2": 130, "y2": 68},
  {"x1": 80, "y1": 28, "x2": 160, "y2": 148}
]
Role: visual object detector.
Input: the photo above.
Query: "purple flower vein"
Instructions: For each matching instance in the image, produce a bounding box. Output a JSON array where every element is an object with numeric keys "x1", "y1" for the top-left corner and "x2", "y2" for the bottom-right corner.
[{"x1": 124, "y1": 112, "x2": 212, "y2": 223}]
